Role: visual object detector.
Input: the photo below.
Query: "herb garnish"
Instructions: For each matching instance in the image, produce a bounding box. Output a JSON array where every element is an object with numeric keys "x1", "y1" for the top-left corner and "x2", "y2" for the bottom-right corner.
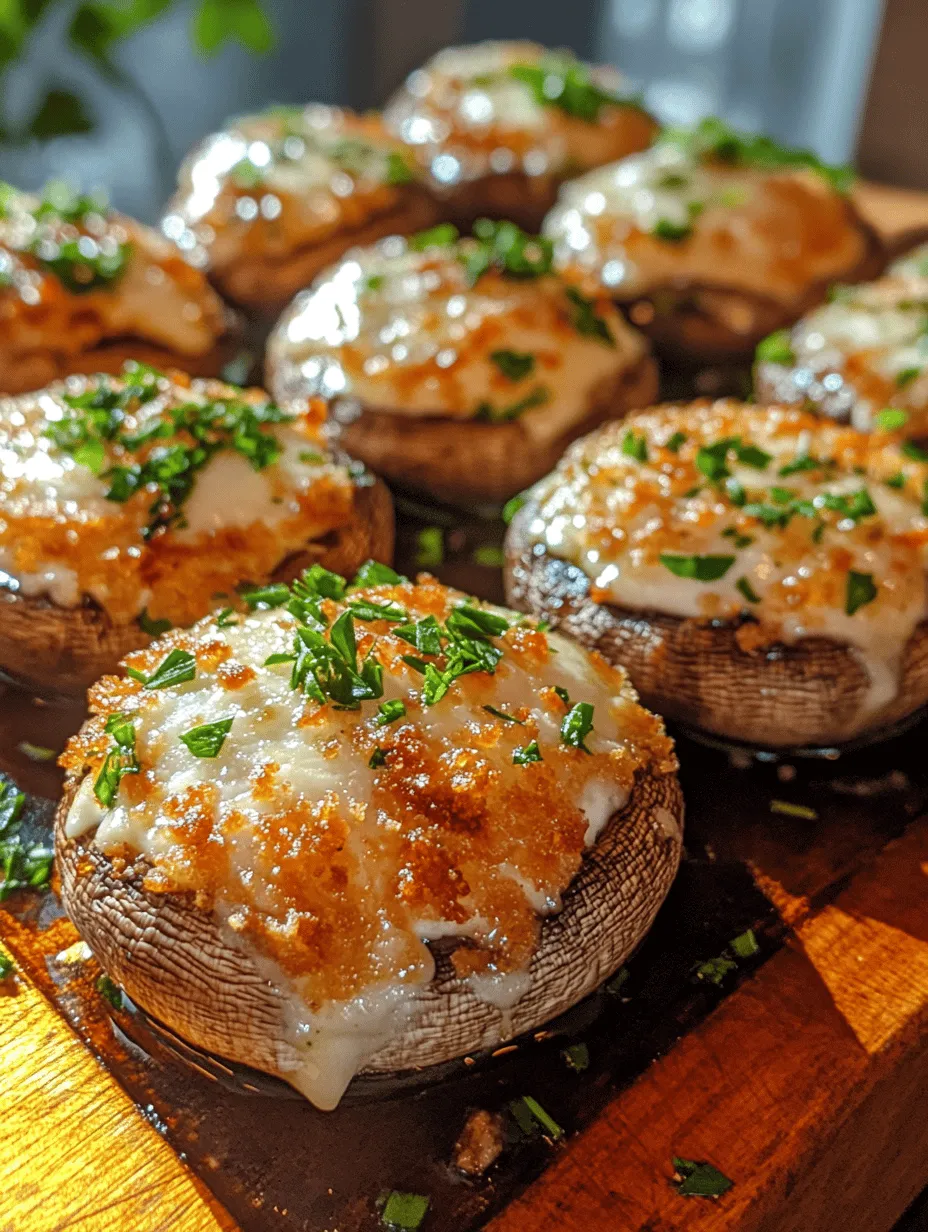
[
  {"x1": 20, "y1": 183, "x2": 131, "y2": 292},
  {"x1": 694, "y1": 954, "x2": 737, "y2": 985},
  {"x1": 138, "y1": 608, "x2": 171, "y2": 637},
  {"x1": 509, "y1": 1095, "x2": 564, "y2": 1140},
  {"x1": 876, "y1": 409, "x2": 909, "y2": 432},
  {"x1": 351, "y1": 560, "x2": 405, "y2": 588},
  {"x1": 560, "y1": 702, "x2": 594, "y2": 753},
  {"x1": 473, "y1": 544, "x2": 505, "y2": 567},
  {"x1": 672, "y1": 1155, "x2": 734, "y2": 1198},
  {"x1": 845, "y1": 570, "x2": 877, "y2": 616},
  {"x1": 94, "y1": 713, "x2": 140, "y2": 807},
  {"x1": 126, "y1": 648, "x2": 196, "y2": 690},
  {"x1": 96, "y1": 974, "x2": 124, "y2": 1011},
  {"x1": 896, "y1": 367, "x2": 922, "y2": 388},
  {"x1": 562, "y1": 1042, "x2": 590, "y2": 1072},
  {"x1": 463, "y1": 218, "x2": 553, "y2": 284},
  {"x1": 409, "y1": 222, "x2": 459, "y2": 251},
  {"x1": 0, "y1": 952, "x2": 12, "y2": 980},
  {"x1": 652, "y1": 218, "x2": 691, "y2": 242},
  {"x1": 0, "y1": 780, "x2": 53, "y2": 900},
  {"x1": 769, "y1": 798, "x2": 818, "y2": 820},
  {"x1": 730, "y1": 929, "x2": 760, "y2": 958},
  {"x1": 380, "y1": 1190, "x2": 430, "y2": 1231},
  {"x1": 180, "y1": 717, "x2": 234, "y2": 758},
  {"x1": 474, "y1": 384, "x2": 549, "y2": 422},
  {"x1": 415, "y1": 527, "x2": 444, "y2": 568},
  {"x1": 502, "y1": 494, "x2": 527, "y2": 524},
  {"x1": 665, "y1": 431, "x2": 687, "y2": 453},
  {"x1": 490, "y1": 349, "x2": 535, "y2": 381},
  {"x1": 565, "y1": 286, "x2": 615, "y2": 346},
  {"x1": 660, "y1": 554, "x2": 735, "y2": 581},
  {"x1": 368, "y1": 746, "x2": 388, "y2": 768},
  {"x1": 736, "y1": 576, "x2": 760, "y2": 604},
  {"x1": 215, "y1": 606, "x2": 238, "y2": 628},
  {"x1": 622, "y1": 429, "x2": 649, "y2": 462},
  {"x1": 722, "y1": 527, "x2": 753, "y2": 548},
  {"x1": 241, "y1": 582, "x2": 291, "y2": 611},
  {"x1": 376, "y1": 699, "x2": 406, "y2": 726},
  {"x1": 484, "y1": 705, "x2": 524, "y2": 724},
  {"x1": 755, "y1": 328, "x2": 795, "y2": 366},
  {"x1": 513, "y1": 741, "x2": 542, "y2": 765},
  {"x1": 508, "y1": 52, "x2": 641, "y2": 122}
]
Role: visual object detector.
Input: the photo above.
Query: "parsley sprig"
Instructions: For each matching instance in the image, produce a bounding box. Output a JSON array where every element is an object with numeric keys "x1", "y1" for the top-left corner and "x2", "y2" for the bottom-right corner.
[
  {"x1": 508, "y1": 53, "x2": 643, "y2": 122},
  {"x1": 0, "y1": 780, "x2": 53, "y2": 900},
  {"x1": 93, "y1": 713, "x2": 140, "y2": 808}
]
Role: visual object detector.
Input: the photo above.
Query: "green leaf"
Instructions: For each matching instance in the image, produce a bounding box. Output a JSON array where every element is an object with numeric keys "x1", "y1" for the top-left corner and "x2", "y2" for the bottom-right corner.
[
  {"x1": 93, "y1": 747, "x2": 138, "y2": 807},
  {"x1": 562, "y1": 1042, "x2": 589, "y2": 1072},
  {"x1": 72, "y1": 439, "x2": 107, "y2": 474},
  {"x1": 652, "y1": 218, "x2": 691, "y2": 242},
  {"x1": 138, "y1": 608, "x2": 171, "y2": 637},
  {"x1": 509, "y1": 1095, "x2": 564, "y2": 1140},
  {"x1": 660, "y1": 554, "x2": 735, "y2": 582},
  {"x1": 104, "y1": 712, "x2": 136, "y2": 749},
  {"x1": 875, "y1": 407, "x2": 909, "y2": 431},
  {"x1": 215, "y1": 606, "x2": 237, "y2": 628},
  {"x1": 513, "y1": 740, "x2": 542, "y2": 765},
  {"x1": 560, "y1": 701, "x2": 594, "y2": 753},
  {"x1": 845, "y1": 570, "x2": 877, "y2": 616},
  {"x1": 0, "y1": 782, "x2": 25, "y2": 836},
  {"x1": 329, "y1": 611, "x2": 357, "y2": 670},
  {"x1": 902, "y1": 440, "x2": 928, "y2": 462},
  {"x1": 622, "y1": 429, "x2": 649, "y2": 463},
  {"x1": 665, "y1": 431, "x2": 687, "y2": 453},
  {"x1": 179, "y1": 716, "x2": 233, "y2": 758},
  {"x1": 755, "y1": 328, "x2": 795, "y2": 366},
  {"x1": 564, "y1": 286, "x2": 615, "y2": 346},
  {"x1": 484, "y1": 704, "x2": 524, "y2": 724},
  {"x1": 241, "y1": 582, "x2": 290, "y2": 611},
  {"x1": 409, "y1": 222, "x2": 459, "y2": 251},
  {"x1": 736, "y1": 576, "x2": 760, "y2": 605},
  {"x1": 380, "y1": 1190, "x2": 429, "y2": 1230},
  {"x1": 490, "y1": 349, "x2": 535, "y2": 382},
  {"x1": 730, "y1": 929, "x2": 759, "y2": 959},
  {"x1": 896, "y1": 366, "x2": 922, "y2": 388},
  {"x1": 95, "y1": 973, "x2": 123, "y2": 1010},
  {"x1": 735, "y1": 443, "x2": 771, "y2": 470},
  {"x1": 672, "y1": 1155, "x2": 733, "y2": 1198},
  {"x1": 376, "y1": 699, "x2": 406, "y2": 726},
  {"x1": 695, "y1": 437, "x2": 734, "y2": 482},
  {"x1": 394, "y1": 615, "x2": 443, "y2": 656},
  {"x1": 694, "y1": 954, "x2": 737, "y2": 985},
  {"x1": 135, "y1": 647, "x2": 196, "y2": 690},
  {"x1": 351, "y1": 560, "x2": 404, "y2": 588},
  {"x1": 0, "y1": 951, "x2": 12, "y2": 980},
  {"x1": 347, "y1": 597, "x2": 408, "y2": 622},
  {"x1": 502, "y1": 494, "x2": 526, "y2": 525},
  {"x1": 193, "y1": 0, "x2": 274, "y2": 56}
]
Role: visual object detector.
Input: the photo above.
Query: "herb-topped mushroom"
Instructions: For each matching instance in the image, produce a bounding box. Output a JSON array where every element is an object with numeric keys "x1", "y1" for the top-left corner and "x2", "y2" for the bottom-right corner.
[
  {"x1": 267, "y1": 220, "x2": 656, "y2": 505},
  {"x1": 755, "y1": 243, "x2": 928, "y2": 432},
  {"x1": 0, "y1": 182, "x2": 239, "y2": 393},
  {"x1": 161, "y1": 105, "x2": 439, "y2": 318},
  {"x1": 543, "y1": 118, "x2": 883, "y2": 365},
  {"x1": 56, "y1": 566, "x2": 682, "y2": 1109},
  {"x1": 505, "y1": 400, "x2": 928, "y2": 749},
  {"x1": 383, "y1": 41, "x2": 657, "y2": 232},
  {"x1": 0, "y1": 365, "x2": 392, "y2": 693}
]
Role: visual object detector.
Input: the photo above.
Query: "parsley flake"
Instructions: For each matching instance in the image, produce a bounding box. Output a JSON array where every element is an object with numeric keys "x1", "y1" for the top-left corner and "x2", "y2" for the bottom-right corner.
[
  {"x1": 660, "y1": 553, "x2": 735, "y2": 581},
  {"x1": 876, "y1": 407, "x2": 909, "y2": 431},
  {"x1": 179, "y1": 717, "x2": 234, "y2": 759},
  {"x1": 380, "y1": 1190, "x2": 430, "y2": 1230},
  {"x1": 845, "y1": 571, "x2": 877, "y2": 616},
  {"x1": 376, "y1": 699, "x2": 406, "y2": 726},
  {"x1": 672, "y1": 1155, "x2": 734, "y2": 1198},
  {"x1": 622, "y1": 429, "x2": 649, "y2": 463},
  {"x1": 127, "y1": 648, "x2": 196, "y2": 690},
  {"x1": 513, "y1": 740, "x2": 542, "y2": 765},
  {"x1": 755, "y1": 328, "x2": 795, "y2": 366},
  {"x1": 565, "y1": 286, "x2": 615, "y2": 346},
  {"x1": 490, "y1": 349, "x2": 535, "y2": 381},
  {"x1": 560, "y1": 702, "x2": 594, "y2": 753}
]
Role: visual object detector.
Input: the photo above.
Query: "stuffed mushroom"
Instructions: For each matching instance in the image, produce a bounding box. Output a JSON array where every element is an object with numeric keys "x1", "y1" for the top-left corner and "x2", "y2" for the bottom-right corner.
[
  {"x1": 754, "y1": 243, "x2": 928, "y2": 433},
  {"x1": 56, "y1": 569, "x2": 682, "y2": 1109},
  {"x1": 0, "y1": 365, "x2": 392, "y2": 693},
  {"x1": 505, "y1": 399, "x2": 928, "y2": 750},
  {"x1": 383, "y1": 41, "x2": 657, "y2": 232},
  {"x1": 543, "y1": 118, "x2": 883, "y2": 365},
  {"x1": 0, "y1": 182, "x2": 239, "y2": 393},
  {"x1": 162, "y1": 105, "x2": 440, "y2": 318},
  {"x1": 267, "y1": 221, "x2": 657, "y2": 505}
]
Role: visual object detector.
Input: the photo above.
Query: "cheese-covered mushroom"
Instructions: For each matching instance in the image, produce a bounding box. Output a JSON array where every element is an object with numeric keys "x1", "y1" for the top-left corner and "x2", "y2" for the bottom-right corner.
[
  {"x1": 161, "y1": 105, "x2": 440, "y2": 317},
  {"x1": 56, "y1": 569, "x2": 682, "y2": 1109},
  {"x1": 543, "y1": 118, "x2": 882, "y2": 363},
  {"x1": 0, "y1": 182, "x2": 239, "y2": 393},
  {"x1": 383, "y1": 41, "x2": 657, "y2": 231},
  {"x1": 0, "y1": 366, "x2": 392, "y2": 691},
  {"x1": 267, "y1": 221, "x2": 656, "y2": 504},
  {"x1": 755, "y1": 244, "x2": 928, "y2": 433},
  {"x1": 505, "y1": 400, "x2": 928, "y2": 748}
]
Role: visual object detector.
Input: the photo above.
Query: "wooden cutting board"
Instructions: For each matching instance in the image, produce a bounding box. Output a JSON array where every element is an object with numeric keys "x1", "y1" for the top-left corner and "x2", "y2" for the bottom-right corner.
[{"x1": 2, "y1": 182, "x2": 928, "y2": 1232}]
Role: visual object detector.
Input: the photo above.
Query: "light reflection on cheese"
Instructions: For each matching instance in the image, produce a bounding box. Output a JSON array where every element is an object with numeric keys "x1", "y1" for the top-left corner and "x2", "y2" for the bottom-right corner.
[
  {"x1": 62, "y1": 578, "x2": 675, "y2": 1108},
  {"x1": 0, "y1": 372, "x2": 355, "y2": 625},
  {"x1": 267, "y1": 234, "x2": 647, "y2": 446},
  {"x1": 544, "y1": 143, "x2": 868, "y2": 304},
  {"x1": 524, "y1": 401, "x2": 928, "y2": 717}
]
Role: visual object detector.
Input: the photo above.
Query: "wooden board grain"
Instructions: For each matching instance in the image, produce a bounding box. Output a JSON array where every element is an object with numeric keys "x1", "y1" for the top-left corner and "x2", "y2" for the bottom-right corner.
[{"x1": 0, "y1": 943, "x2": 238, "y2": 1232}]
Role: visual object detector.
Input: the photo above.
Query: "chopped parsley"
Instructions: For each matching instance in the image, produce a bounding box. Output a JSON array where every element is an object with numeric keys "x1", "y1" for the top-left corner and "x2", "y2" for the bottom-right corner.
[
  {"x1": 351, "y1": 560, "x2": 405, "y2": 588},
  {"x1": 902, "y1": 440, "x2": 928, "y2": 462},
  {"x1": 179, "y1": 717, "x2": 234, "y2": 758},
  {"x1": 694, "y1": 954, "x2": 737, "y2": 985},
  {"x1": 560, "y1": 702, "x2": 594, "y2": 753},
  {"x1": 779, "y1": 453, "x2": 826, "y2": 476},
  {"x1": 490, "y1": 349, "x2": 535, "y2": 381},
  {"x1": 722, "y1": 527, "x2": 753, "y2": 548},
  {"x1": 380, "y1": 1190, "x2": 430, "y2": 1231},
  {"x1": 508, "y1": 1095, "x2": 564, "y2": 1140},
  {"x1": 484, "y1": 705, "x2": 524, "y2": 724},
  {"x1": 473, "y1": 544, "x2": 505, "y2": 568},
  {"x1": 513, "y1": 740, "x2": 542, "y2": 765},
  {"x1": 95, "y1": 973, "x2": 124, "y2": 1011},
  {"x1": 0, "y1": 952, "x2": 12, "y2": 980},
  {"x1": 508, "y1": 52, "x2": 641, "y2": 122},
  {"x1": 665, "y1": 431, "x2": 687, "y2": 453},
  {"x1": 376, "y1": 699, "x2": 406, "y2": 726},
  {"x1": 409, "y1": 222, "x2": 459, "y2": 251},
  {"x1": 736, "y1": 576, "x2": 760, "y2": 605},
  {"x1": 215, "y1": 606, "x2": 238, "y2": 628},
  {"x1": 730, "y1": 929, "x2": 760, "y2": 958},
  {"x1": 474, "y1": 384, "x2": 549, "y2": 422},
  {"x1": 94, "y1": 714, "x2": 140, "y2": 807},
  {"x1": 885, "y1": 472, "x2": 906, "y2": 490},
  {"x1": 395, "y1": 615, "x2": 444, "y2": 656},
  {"x1": 672, "y1": 1155, "x2": 734, "y2": 1198},
  {"x1": 21, "y1": 182, "x2": 131, "y2": 292},
  {"x1": 695, "y1": 438, "x2": 734, "y2": 481},
  {"x1": 0, "y1": 780, "x2": 53, "y2": 900},
  {"x1": 652, "y1": 218, "x2": 691, "y2": 242},
  {"x1": 845, "y1": 570, "x2": 877, "y2": 616},
  {"x1": 502, "y1": 493, "x2": 527, "y2": 525},
  {"x1": 463, "y1": 218, "x2": 553, "y2": 283},
  {"x1": 896, "y1": 367, "x2": 922, "y2": 388},
  {"x1": 755, "y1": 328, "x2": 796, "y2": 366},
  {"x1": 736, "y1": 443, "x2": 772, "y2": 470},
  {"x1": 562, "y1": 1042, "x2": 590, "y2": 1072},
  {"x1": 565, "y1": 286, "x2": 615, "y2": 346},
  {"x1": 17, "y1": 742, "x2": 56, "y2": 762},
  {"x1": 622, "y1": 429, "x2": 649, "y2": 463},
  {"x1": 875, "y1": 408, "x2": 909, "y2": 431},
  {"x1": 660, "y1": 554, "x2": 735, "y2": 581},
  {"x1": 126, "y1": 648, "x2": 196, "y2": 690},
  {"x1": 347, "y1": 596, "x2": 408, "y2": 622},
  {"x1": 138, "y1": 608, "x2": 171, "y2": 637},
  {"x1": 368, "y1": 746, "x2": 388, "y2": 769},
  {"x1": 241, "y1": 582, "x2": 291, "y2": 611}
]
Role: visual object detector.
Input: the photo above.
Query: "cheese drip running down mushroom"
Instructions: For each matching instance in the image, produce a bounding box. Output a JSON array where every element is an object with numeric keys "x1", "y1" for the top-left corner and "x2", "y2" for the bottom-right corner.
[
  {"x1": 383, "y1": 41, "x2": 656, "y2": 196},
  {"x1": 755, "y1": 244, "x2": 928, "y2": 433},
  {"x1": 0, "y1": 182, "x2": 236, "y2": 392},
  {"x1": 0, "y1": 367, "x2": 361, "y2": 627},
  {"x1": 268, "y1": 222, "x2": 648, "y2": 449},
  {"x1": 162, "y1": 104, "x2": 438, "y2": 314},
  {"x1": 59, "y1": 570, "x2": 679, "y2": 1109},
  {"x1": 519, "y1": 401, "x2": 928, "y2": 722}
]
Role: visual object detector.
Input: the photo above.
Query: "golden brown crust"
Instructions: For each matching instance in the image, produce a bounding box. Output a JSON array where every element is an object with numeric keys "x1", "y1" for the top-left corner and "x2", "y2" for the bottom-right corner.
[
  {"x1": 54, "y1": 759, "x2": 682, "y2": 1086},
  {"x1": 622, "y1": 207, "x2": 886, "y2": 364},
  {"x1": 209, "y1": 186, "x2": 440, "y2": 319},
  {"x1": 0, "y1": 476, "x2": 394, "y2": 696},
  {"x1": 504, "y1": 500, "x2": 928, "y2": 748},
  {"x1": 321, "y1": 353, "x2": 659, "y2": 506}
]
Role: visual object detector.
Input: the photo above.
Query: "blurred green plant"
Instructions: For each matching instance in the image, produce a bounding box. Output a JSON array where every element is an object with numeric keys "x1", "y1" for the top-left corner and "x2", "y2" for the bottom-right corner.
[{"x1": 0, "y1": 0, "x2": 275, "y2": 143}]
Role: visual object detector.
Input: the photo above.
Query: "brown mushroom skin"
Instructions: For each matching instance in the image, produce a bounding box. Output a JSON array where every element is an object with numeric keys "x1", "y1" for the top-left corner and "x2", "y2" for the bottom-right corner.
[
  {"x1": 619, "y1": 208, "x2": 885, "y2": 366},
  {"x1": 505, "y1": 500, "x2": 928, "y2": 749},
  {"x1": 0, "y1": 476, "x2": 394, "y2": 697},
  {"x1": 55, "y1": 761, "x2": 682, "y2": 1090},
  {"x1": 282, "y1": 355, "x2": 659, "y2": 508}
]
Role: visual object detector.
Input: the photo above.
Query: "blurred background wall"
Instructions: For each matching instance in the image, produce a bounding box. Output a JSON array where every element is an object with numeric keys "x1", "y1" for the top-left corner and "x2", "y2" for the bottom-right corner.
[{"x1": 0, "y1": 0, "x2": 921, "y2": 223}]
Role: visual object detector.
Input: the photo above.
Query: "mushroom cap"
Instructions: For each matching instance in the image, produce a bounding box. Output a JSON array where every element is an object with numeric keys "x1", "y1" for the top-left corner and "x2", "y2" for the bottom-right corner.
[
  {"x1": 0, "y1": 474, "x2": 394, "y2": 695},
  {"x1": 504, "y1": 501, "x2": 928, "y2": 749},
  {"x1": 56, "y1": 759, "x2": 682, "y2": 1091}
]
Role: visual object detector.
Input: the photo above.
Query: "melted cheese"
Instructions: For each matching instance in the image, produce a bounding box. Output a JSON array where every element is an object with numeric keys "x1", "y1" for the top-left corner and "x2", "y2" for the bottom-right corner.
[
  {"x1": 163, "y1": 106, "x2": 413, "y2": 280},
  {"x1": 0, "y1": 372, "x2": 356, "y2": 624},
  {"x1": 523, "y1": 401, "x2": 928, "y2": 717},
  {"x1": 543, "y1": 142, "x2": 868, "y2": 305},
  {"x1": 383, "y1": 41, "x2": 655, "y2": 190},
  {"x1": 62, "y1": 578, "x2": 675, "y2": 1108},
  {"x1": 762, "y1": 271, "x2": 928, "y2": 433},
  {"x1": 267, "y1": 235, "x2": 646, "y2": 446},
  {"x1": 0, "y1": 187, "x2": 230, "y2": 366}
]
